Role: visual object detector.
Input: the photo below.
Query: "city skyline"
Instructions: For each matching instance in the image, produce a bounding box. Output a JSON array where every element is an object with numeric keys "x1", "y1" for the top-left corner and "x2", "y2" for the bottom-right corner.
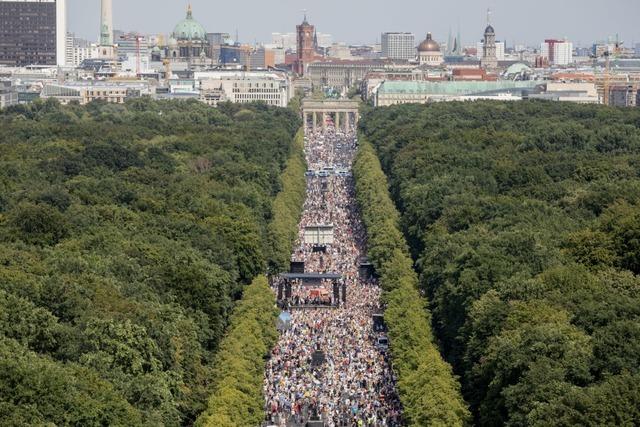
[{"x1": 67, "y1": 0, "x2": 640, "y2": 47}]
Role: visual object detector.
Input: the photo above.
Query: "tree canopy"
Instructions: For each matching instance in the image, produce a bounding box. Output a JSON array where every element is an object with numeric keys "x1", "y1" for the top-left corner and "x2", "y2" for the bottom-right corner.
[
  {"x1": 0, "y1": 98, "x2": 300, "y2": 425},
  {"x1": 360, "y1": 100, "x2": 640, "y2": 426},
  {"x1": 354, "y1": 138, "x2": 470, "y2": 426},
  {"x1": 197, "y1": 122, "x2": 306, "y2": 427}
]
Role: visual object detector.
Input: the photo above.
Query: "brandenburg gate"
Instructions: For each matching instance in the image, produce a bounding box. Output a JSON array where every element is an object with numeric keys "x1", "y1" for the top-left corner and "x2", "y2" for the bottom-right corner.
[{"x1": 302, "y1": 99, "x2": 360, "y2": 131}]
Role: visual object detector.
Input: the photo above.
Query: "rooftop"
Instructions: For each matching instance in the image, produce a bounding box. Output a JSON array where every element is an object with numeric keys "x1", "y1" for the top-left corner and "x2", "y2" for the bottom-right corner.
[{"x1": 378, "y1": 80, "x2": 542, "y2": 95}]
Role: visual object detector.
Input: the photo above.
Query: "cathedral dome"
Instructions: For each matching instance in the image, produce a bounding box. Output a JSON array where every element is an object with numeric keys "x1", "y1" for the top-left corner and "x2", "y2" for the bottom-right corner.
[
  {"x1": 172, "y1": 4, "x2": 206, "y2": 41},
  {"x1": 418, "y1": 33, "x2": 441, "y2": 52},
  {"x1": 484, "y1": 25, "x2": 495, "y2": 34}
]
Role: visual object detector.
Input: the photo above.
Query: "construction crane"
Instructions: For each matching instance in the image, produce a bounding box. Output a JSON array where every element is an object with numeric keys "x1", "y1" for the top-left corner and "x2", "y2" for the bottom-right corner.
[{"x1": 603, "y1": 37, "x2": 623, "y2": 106}]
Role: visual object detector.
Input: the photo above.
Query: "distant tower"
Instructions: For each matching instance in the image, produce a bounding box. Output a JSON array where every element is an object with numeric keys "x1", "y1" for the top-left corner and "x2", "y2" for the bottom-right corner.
[
  {"x1": 295, "y1": 13, "x2": 315, "y2": 75},
  {"x1": 481, "y1": 8, "x2": 498, "y2": 69},
  {"x1": 100, "y1": 0, "x2": 113, "y2": 46}
]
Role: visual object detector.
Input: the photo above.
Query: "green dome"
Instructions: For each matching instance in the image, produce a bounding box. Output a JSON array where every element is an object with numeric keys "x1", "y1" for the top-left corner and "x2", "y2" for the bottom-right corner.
[{"x1": 172, "y1": 5, "x2": 206, "y2": 41}]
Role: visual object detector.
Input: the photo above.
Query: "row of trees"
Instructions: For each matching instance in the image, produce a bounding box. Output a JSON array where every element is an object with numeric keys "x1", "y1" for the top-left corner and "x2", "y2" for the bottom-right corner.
[
  {"x1": 360, "y1": 101, "x2": 640, "y2": 426},
  {"x1": 0, "y1": 98, "x2": 300, "y2": 425},
  {"x1": 196, "y1": 123, "x2": 307, "y2": 426},
  {"x1": 353, "y1": 139, "x2": 470, "y2": 426},
  {"x1": 267, "y1": 129, "x2": 307, "y2": 273},
  {"x1": 194, "y1": 276, "x2": 279, "y2": 427}
]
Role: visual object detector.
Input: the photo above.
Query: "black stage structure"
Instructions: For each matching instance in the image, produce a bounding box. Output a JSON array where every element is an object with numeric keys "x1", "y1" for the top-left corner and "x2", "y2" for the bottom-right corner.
[{"x1": 277, "y1": 273, "x2": 345, "y2": 309}]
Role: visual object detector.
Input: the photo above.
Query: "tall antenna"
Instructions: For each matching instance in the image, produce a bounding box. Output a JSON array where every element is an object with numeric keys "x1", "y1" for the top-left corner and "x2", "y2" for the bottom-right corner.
[
  {"x1": 487, "y1": 8, "x2": 492, "y2": 25},
  {"x1": 100, "y1": 0, "x2": 113, "y2": 46}
]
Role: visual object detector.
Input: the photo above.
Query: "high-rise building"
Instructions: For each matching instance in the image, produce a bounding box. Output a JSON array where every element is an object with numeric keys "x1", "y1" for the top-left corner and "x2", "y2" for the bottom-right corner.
[
  {"x1": 541, "y1": 39, "x2": 573, "y2": 65},
  {"x1": 249, "y1": 46, "x2": 276, "y2": 69},
  {"x1": 480, "y1": 9, "x2": 497, "y2": 69},
  {"x1": 116, "y1": 33, "x2": 149, "y2": 59},
  {"x1": 65, "y1": 32, "x2": 92, "y2": 67},
  {"x1": 0, "y1": 0, "x2": 66, "y2": 66},
  {"x1": 634, "y1": 43, "x2": 640, "y2": 57},
  {"x1": 381, "y1": 32, "x2": 415, "y2": 61},
  {"x1": 65, "y1": 32, "x2": 75, "y2": 66},
  {"x1": 295, "y1": 15, "x2": 315, "y2": 75},
  {"x1": 116, "y1": 33, "x2": 149, "y2": 72}
]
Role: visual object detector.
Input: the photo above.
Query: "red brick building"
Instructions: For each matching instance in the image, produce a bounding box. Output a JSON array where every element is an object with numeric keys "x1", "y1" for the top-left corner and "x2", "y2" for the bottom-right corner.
[{"x1": 295, "y1": 16, "x2": 315, "y2": 75}]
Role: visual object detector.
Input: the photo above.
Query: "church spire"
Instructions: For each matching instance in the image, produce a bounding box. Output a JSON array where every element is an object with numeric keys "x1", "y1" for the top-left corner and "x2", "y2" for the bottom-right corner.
[{"x1": 187, "y1": 3, "x2": 193, "y2": 19}]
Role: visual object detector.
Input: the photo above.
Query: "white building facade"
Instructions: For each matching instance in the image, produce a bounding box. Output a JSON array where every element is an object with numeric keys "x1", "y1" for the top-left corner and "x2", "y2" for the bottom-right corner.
[
  {"x1": 381, "y1": 32, "x2": 415, "y2": 61},
  {"x1": 56, "y1": 0, "x2": 67, "y2": 66},
  {"x1": 195, "y1": 71, "x2": 291, "y2": 107},
  {"x1": 41, "y1": 81, "x2": 151, "y2": 104},
  {"x1": 65, "y1": 33, "x2": 94, "y2": 67},
  {"x1": 541, "y1": 40, "x2": 574, "y2": 65}
]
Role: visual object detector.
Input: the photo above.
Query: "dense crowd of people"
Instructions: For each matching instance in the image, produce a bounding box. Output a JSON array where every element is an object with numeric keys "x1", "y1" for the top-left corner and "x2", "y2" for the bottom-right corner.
[{"x1": 264, "y1": 125, "x2": 403, "y2": 426}]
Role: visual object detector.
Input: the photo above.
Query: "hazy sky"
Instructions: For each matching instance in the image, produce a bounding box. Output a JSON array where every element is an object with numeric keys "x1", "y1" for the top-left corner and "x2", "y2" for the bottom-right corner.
[{"x1": 68, "y1": 0, "x2": 640, "y2": 48}]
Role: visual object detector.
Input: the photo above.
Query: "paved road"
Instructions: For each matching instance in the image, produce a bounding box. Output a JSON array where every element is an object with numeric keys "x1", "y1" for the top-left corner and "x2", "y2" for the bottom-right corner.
[{"x1": 263, "y1": 126, "x2": 402, "y2": 427}]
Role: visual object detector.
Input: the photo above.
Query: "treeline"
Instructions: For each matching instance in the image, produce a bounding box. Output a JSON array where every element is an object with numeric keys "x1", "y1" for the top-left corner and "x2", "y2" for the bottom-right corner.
[
  {"x1": 353, "y1": 139, "x2": 470, "y2": 426},
  {"x1": 194, "y1": 276, "x2": 278, "y2": 427},
  {"x1": 196, "y1": 124, "x2": 306, "y2": 427},
  {"x1": 267, "y1": 129, "x2": 307, "y2": 273},
  {"x1": 0, "y1": 98, "x2": 299, "y2": 425},
  {"x1": 360, "y1": 101, "x2": 640, "y2": 426}
]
